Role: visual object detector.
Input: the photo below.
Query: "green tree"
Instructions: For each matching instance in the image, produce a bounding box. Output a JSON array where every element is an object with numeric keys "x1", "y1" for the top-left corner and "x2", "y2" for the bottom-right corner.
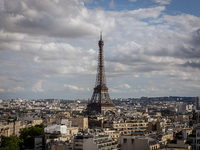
[
  {"x1": 20, "y1": 123, "x2": 44, "y2": 149},
  {"x1": 167, "y1": 139, "x2": 171, "y2": 143},
  {"x1": 1, "y1": 135, "x2": 23, "y2": 150}
]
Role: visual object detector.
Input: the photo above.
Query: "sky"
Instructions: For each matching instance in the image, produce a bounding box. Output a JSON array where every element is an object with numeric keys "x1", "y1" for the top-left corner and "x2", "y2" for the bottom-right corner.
[{"x1": 0, "y1": 0, "x2": 200, "y2": 100}]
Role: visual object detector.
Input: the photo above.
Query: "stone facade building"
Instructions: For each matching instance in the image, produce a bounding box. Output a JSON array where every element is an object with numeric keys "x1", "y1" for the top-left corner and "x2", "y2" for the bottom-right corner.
[{"x1": 68, "y1": 117, "x2": 88, "y2": 131}]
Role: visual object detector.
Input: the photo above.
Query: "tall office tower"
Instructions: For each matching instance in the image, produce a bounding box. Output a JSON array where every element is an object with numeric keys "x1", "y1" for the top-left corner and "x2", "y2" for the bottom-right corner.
[
  {"x1": 196, "y1": 96, "x2": 200, "y2": 111},
  {"x1": 178, "y1": 103, "x2": 188, "y2": 113},
  {"x1": 87, "y1": 33, "x2": 118, "y2": 116}
]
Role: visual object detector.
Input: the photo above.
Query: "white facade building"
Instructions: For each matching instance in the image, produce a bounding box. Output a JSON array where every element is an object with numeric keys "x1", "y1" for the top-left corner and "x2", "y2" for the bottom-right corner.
[
  {"x1": 44, "y1": 124, "x2": 67, "y2": 134},
  {"x1": 61, "y1": 119, "x2": 72, "y2": 128},
  {"x1": 188, "y1": 104, "x2": 193, "y2": 113}
]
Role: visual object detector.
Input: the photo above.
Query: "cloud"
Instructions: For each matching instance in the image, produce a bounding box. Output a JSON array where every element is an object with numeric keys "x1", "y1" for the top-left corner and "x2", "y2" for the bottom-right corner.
[
  {"x1": 64, "y1": 84, "x2": 84, "y2": 91},
  {"x1": 166, "y1": 70, "x2": 193, "y2": 81},
  {"x1": 7, "y1": 86, "x2": 25, "y2": 93},
  {"x1": 0, "y1": 0, "x2": 200, "y2": 99},
  {"x1": 109, "y1": 0, "x2": 116, "y2": 9},
  {"x1": 0, "y1": 0, "x2": 115, "y2": 38},
  {"x1": 153, "y1": 14, "x2": 200, "y2": 32},
  {"x1": 0, "y1": 89, "x2": 5, "y2": 92},
  {"x1": 109, "y1": 88, "x2": 121, "y2": 93},
  {"x1": 191, "y1": 28, "x2": 200, "y2": 46},
  {"x1": 182, "y1": 61, "x2": 200, "y2": 69},
  {"x1": 129, "y1": 0, "x2": 137, "y2": 2},
  {"x1": 32, "y1": 80, "x2": 44, "y2": 92},
  {"x1": 107, "y1": 6, "x2": 165, "y2": 20},
  {"x1": 153, "y1": 0, "x2": 172, "y2": 5},
  {"x1": 104, "y1": 25, "x2": 200, "y2": 78},
  {"x1": 109, "y1": 84, "x2": 131, "y2": 93},
  {"x1": 140, "y1": 87, "x2": 160, "y2": 92},
  {"x1": 127, "y1": 6, "x2": 165, "y2": 19},
  {"x1": 81, "y1": 0, "x2": 94, "y2": 3},
  {"x1": 115, "y1": 84, "x2": 131, "y2": 89},
  {"x1": 14, "y1": 86, "x2": 25, "y2": 92}
]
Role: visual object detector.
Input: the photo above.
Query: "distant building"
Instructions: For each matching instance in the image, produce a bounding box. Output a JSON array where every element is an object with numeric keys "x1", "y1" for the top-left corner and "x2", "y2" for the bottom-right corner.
[
  {"x1": 188, "y1": 104, "x2": 193, "y2": 112},
  {"x1": 35, "y1": 135, "x2": 43, "y2": 150},
  {"x1": 189, "y1": 127, "x2": 200, "y2": 150},
  {"x1": 68, "y1": 117, "x2": 88, "y2": 131},
  {"x1": 118, "y1": 135, "x2": 160, "y2": 150},
  {"x1": 61, "y1": 119, "x2": 72, "y2": 127},
  {"x1": 44, "y1": 125, "x2": 67, "y2": 134},
  {"x1": 167, "y1": 140, "x2": 191, "y2": 149},
  {"x1": 65, "y1": 127, "x2": 79, "y2": 142},
  {"x1": 111, "y1": 121, "x2": 148, "y2": 135},
  {"x1": 196, "y1": 127, "x2": 200, "y2": 150},
  {"x1": 181, "y1": 128, "x2": 192, "y2": 140},
  {"x1": 45, "y1": 140, "x2": 68, "y2": 150},
  {"x1": 178, "y1": 103, "x2": 188, "y2": 113},
  {"x1": 23, "y1": 117, "x2": 43, "y2": 126},
  {"x1": 44, "y1": 122, "x2": 79, "y2": 146},
  {"x1": 177, "y1": 115, "x2": 189, "y2": 125},
  {"x1": 157, "y1": 132, "x2": 173, "y2": 144},
  {"x1": 147, "y1": 122, "x2": 162, "y2": 133},
  {"x1": 86, "y1": 128, "x2": 104, "y2": 135},
  {"x1": 196, "y1": 96, "x2": 200, "y2": 111},
  {"x1": 191, "y1": 112, "x2": 200, "y2": 124},
  {"x1": 9, "y1": 121, "x2": 21, "y2": 136},
  {"x1": 44, "y1": 115, "x2": 61, "y2": 127},
  {"x1": 0, "y1": 121, "x2": 22, "y2": 137},
  {"x1": 104, "y1": 129, "x2": 121, "y2": 142},
  {"x1": 74, "y1": 135, "x2": 117, "y2": 150}
]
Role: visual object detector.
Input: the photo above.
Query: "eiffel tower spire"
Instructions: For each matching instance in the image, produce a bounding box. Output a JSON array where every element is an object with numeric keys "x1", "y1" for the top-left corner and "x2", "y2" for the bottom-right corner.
[
  {"x1": 95, "y1": 31, "x2": 106, "y2": 87},
  {"x1": 87, "y1": 33, "x2": 118, "y2": 116}
]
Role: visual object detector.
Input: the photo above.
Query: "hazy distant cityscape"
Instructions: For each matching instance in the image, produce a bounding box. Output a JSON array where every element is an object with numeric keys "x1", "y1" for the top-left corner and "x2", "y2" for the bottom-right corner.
[{"x1": 1, "y1": 96, "x2": 200, "y2": 150}]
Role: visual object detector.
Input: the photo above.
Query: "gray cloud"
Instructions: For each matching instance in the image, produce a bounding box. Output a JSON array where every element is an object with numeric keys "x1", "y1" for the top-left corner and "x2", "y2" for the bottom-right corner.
[
  {"x1": 182, "y1": 61, "x2": 200, "y2": 69},
  {"x1": 191, "y1": 28, "x2": 200, "y2": 46},
  {"x1": 0, "y1": 0, "x2": 103, "y2": 38}
]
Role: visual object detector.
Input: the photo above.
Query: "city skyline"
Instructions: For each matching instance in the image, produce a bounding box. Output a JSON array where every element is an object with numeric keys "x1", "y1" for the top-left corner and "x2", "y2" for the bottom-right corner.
[{"x1": 0, "y1": 0, "x2": 200, "y2": 100}]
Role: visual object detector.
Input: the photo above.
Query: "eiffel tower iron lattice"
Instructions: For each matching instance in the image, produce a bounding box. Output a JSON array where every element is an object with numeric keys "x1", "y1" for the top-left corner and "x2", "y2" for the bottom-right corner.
[{"x1": 87, "y1": 33, "x2": 118, "y2": 116}]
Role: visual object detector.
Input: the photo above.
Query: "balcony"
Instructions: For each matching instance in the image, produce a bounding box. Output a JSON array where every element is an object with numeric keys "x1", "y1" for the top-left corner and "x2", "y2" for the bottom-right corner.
[{"x1": 99, "y1": 142, "x2": 118, "y2": 150}]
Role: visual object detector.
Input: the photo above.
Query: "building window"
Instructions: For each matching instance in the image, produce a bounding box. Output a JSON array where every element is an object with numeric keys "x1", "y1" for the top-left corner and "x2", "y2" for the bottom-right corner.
[
  {"x1": 197, "y1": 140, "x2": 200, "y2": 144},
  {"x1": 123, "y1": 138, "x2": 127, "y2": 143},
  {"x1": 132, "y1": 139, "x2": 134, "y2": 144}
]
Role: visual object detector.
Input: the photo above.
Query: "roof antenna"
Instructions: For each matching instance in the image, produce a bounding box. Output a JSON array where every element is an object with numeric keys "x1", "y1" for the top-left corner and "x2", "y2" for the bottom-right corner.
[{"x1": 100, "y1": 31, "x2": 102, "y2": 40}]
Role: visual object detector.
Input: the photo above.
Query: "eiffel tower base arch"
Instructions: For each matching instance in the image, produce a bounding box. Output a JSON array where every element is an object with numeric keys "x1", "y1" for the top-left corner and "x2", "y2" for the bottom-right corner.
[{"x1": 87, "y1": 103, "x2": 118, "y2": 116}]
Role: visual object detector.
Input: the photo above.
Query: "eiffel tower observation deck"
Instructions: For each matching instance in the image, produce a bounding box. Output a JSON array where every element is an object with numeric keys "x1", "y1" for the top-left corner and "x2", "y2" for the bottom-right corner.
[{"x1": 87, "y1": 33, "x2": 118, "y2": 116}]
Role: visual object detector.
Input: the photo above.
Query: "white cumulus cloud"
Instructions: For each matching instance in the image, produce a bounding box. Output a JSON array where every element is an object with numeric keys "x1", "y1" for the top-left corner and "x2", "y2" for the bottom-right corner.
[
  {"x1": 64, "y1": 84, "x2": 84, "y2": 91},
  {"x1": 153, "y1": 0, "x2": 172, "y2": 5},
  {"x1": 32, "y1": 80, "x2": 44, "y2": 92}
]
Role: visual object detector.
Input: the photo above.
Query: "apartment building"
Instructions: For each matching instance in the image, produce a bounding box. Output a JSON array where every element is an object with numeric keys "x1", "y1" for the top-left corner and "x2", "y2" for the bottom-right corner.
[
  {"x1": 118, "y1": 135, "x2": 160, "y2": 150},
  {"x1": 74, "y1": 135, "x2": 118, "y2": 150},
  {"x1": 111, "y1": 120, "x2": 148, "y2": 135},
  {"x1": 0, "y1": 121, "x2": 21, "y2": 137},
  {"x1": 68, "y1": 117, "x2": 88, "y2": 131}
]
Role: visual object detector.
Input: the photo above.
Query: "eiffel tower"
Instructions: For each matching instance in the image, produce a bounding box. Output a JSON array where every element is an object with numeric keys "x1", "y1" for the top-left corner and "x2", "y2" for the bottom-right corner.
[{"x1": 87, "y1": 33, "x2": 118, "y2": 116}]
